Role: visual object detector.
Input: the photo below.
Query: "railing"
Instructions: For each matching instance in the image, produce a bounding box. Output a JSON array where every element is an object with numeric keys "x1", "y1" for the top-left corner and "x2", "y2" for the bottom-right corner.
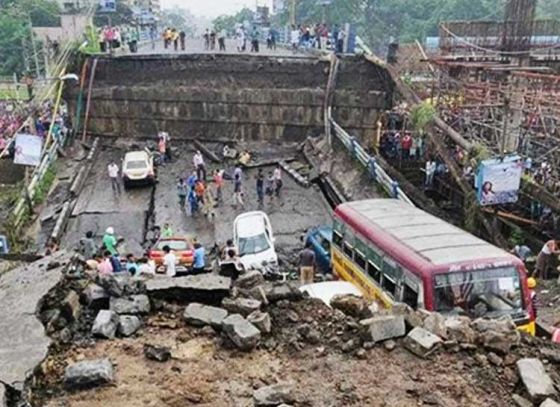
[{"x1": 330, "y1": 118, "x2": 414, "y2": 206}]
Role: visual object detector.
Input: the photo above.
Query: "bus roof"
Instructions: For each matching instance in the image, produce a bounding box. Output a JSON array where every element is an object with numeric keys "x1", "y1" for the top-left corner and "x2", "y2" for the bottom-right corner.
[{"x1": 335, "y1": 199, "x2": 514, "y2": 268}]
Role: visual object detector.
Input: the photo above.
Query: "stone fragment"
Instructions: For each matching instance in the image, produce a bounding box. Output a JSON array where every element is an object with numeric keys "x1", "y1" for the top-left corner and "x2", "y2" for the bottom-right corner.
[
  {"x1": 422, "y1": 313, "x2": 447, "y2": 339},
  {"x1": 330, "y1": 294, "x2": 370, "y2": 318},
  {"x1": 389, "y1": 302, "x2": 425, "y2": 328},
  {"x1": 183, "y1": 303, "x2": 228, "y2": 328},
  {"x1": 110, "y1": 295, "x2": 150, "y2": 314},
  {"x1": 473, "y1": 317, "x2": 520, "y2": 354},
  {"x1": 512, "y1": 394, "x2": 533, "y2": 407},
  {"x1": 222, "y1": 314, "x2": 261, "y2": 351},
  {"x1": 91, "y1": 310, "x2": 119, "y2": 339},
  {"x1": 360, "y1": 315, "x2": 405, "y2": 343},
  {"x1": 384, "y1": 340, "x2": 396, "y2": 351},
  {"x1": 222, "y1": 297, "x2": 261, "y2": 316},
  {"x1": 60, "y1": 291, "x2": 81, "y2": 322},
  {"x1": 118, "y1": 315, "x2": 142, "y2": 337},
  {"x1": 403, "y1": 327, "x2": 442, "y2": 358},
  {"x1": 144, "y1": 344, "x2": 171, "y2": 362},
  {"x1": 64, "y1": 359, "x2": 114, "y2": 389},
  {"x1": 541, "y1": 399, "x2": 560, "y2": 407},
  {"x1": 81, "y1": 283, "x2": 110, "y2": 309},
  {"x1": 516, "y1": 358, "x2": 557, "y2": 402},
  {"x1": 267, "y1": 283, "x2": 303, "y2": 302},
  {"x1": 253, "y1": 383, "x2": 295, "y2": 407},
  {"x1": 487, "y1": 352, "x2": 503, "y2": 367},
  {"x1": 234, "y1": 270, "x2": 265, "y2": 290},
  {"x1": 247, "y1": 311, "x2": 272, "y2": 334},
  {"x1": 145, "y1": 274, "x2": 231, "y2": 303},
  {"x1": 445, "y1": 317, "x2": 476, "y2": 344}
]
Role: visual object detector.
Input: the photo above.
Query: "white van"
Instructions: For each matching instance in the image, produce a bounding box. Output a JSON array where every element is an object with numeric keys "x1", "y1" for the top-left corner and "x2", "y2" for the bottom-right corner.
[{"x1": 233, "y1": 211, "x2": 278, "y2": 270}]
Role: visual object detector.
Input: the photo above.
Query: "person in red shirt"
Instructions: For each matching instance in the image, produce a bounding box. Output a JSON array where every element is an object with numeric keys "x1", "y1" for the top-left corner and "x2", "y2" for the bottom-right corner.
[{"x1": 401, "y1": 132, "x2": 413, "y2": 160}]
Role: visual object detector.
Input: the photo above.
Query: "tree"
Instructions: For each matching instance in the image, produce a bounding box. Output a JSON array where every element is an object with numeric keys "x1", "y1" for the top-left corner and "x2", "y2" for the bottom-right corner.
[{"x1": 212, "y1": 8, "x2": 254, "y2": 33}]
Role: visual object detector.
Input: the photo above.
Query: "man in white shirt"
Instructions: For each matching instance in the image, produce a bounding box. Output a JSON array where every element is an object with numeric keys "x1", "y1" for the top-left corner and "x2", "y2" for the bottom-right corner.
[
  {"x1": 273, "y1": 164, "x2": 283, "y2": 197},
  {"x1": 162, "y1": 245, "x2": 177, "y2": 278},
  {"x1": 108, "y1": 160, "x2": 121, "y2": 194},
  {"x1": 290, "y1": 25, "x2": 300, "y2": 50},
  {"x1": 193, "y1": 150, "x2": 206, "y2": 181}
]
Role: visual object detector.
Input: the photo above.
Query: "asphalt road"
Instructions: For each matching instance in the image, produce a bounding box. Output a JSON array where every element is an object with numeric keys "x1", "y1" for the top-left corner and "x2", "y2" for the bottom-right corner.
[{"x1": 64, "y1": 140, "x2": 332, "y2": 258}]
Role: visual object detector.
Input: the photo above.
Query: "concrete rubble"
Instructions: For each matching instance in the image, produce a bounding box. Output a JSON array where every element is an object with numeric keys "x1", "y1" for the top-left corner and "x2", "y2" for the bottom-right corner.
[
  {"x1": 118, "y1": 315, "x2": 142, "y2": 337},
  {"x1": 183, "y1": 303, "x2": 228, "y2": 328},
  {"x1": 63, "y1": 359, "x2": 114, "y2": 389},
  {"x1": 222, "y1": 297, "x2": 262, "y2": 316},
  {"x1": 81, "y1": 283, "x2": 110, "y2": 309},
  {"x1": 91, "y1": 310, "x2": 119, "y2": 339},
  {"x1": 541, "y1": 399, "x2": 560, "y2": 407},
  {"x1": 360, "y1": 315, "x2": 405, "y2": 343},
  {"x1": 145, "y1": 274, "x2": 231, "y2": 303},
  {"x1": 330, "y1": 294, "x2": 372, "y2": 318},
  {"x1": 110, "y1": 294, "x2": 151, "y2": 314},
  {"x1": 247, "y1": 311, "x2": 272, "y2": 334},
  {"x1": 143, "y1": 344, "x2": 171, "y2": 362},
  {"x1": 253, "y1": 383, "x2": 296, "y2": 407},
  {"x1": 516, "y1": 358, "x2": 557, "y2": 402},
  {"x1": 222, "y1": 314, "x2": 261, "y2": 351},
  {"x1": 403, "y1": 327, "x2": 443, "y2": 358}
]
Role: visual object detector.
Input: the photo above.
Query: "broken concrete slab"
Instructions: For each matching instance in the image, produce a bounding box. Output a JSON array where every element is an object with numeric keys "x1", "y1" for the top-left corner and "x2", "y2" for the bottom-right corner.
[
  {"x1": 330, "y1": 294, "x2": 371, "y2": 318},
  {"x1": 0, "y1": 251, "x2": 72, "y2": 391},
  {"x1": 183, "y1": 303, "x2": 228, "y2": 328},
  {"x1": 91, "y1": 310, "x2": 119, "y2": 339},
  {"x1": 516, "y1": 358, "x2": 557, "y2": 403},
  {"x1": 403, "y1": 327, "x2": 443, "y2": 358},
  {"x1": 222, "y1": 314, "x2": 261, "y2": 351},
  {"x1": 266, "y1": 283, "x2": 303, "y2": 302},
  {"x1": 422, "y1": 313, "x2": 447, "y2": 339},
  {"x1": 247, "y1": 311, "x2": 272, "y2": 334},
  {"x1": 541, "y1": 399, "x2": 560, "y2": 407},
  {"x1": 222, "y1": 297, "x2": 261, "y2": 316},
  {"x1": 60, "y1": 290, "x2": 81, "y2": 322},
  {"x1": 444, "y1": 317, "x2": 476, "y2": 344},
  {"x1": 253, "y1": 383, "x2": 296, "y2": 407},
  {"x1": 118, "y1": 315, "x2": 142, "y2": 337},
  {"x1": 512, "y1": 394, "x2": 533, "y2": 407},
  {"x1": 110, "y1": 295, "x2": 151, "y2": 314},
  {"x1": 234, "y1": 270, "x2": 265, "y2": 290},
  {"x1": 81, "y1": 283, "x2": 110, "y2": 309},
  {"x1": 360, "y1": 315, "x2": 405, "y2": 343},
  {"x1": 145, "y1": 274, "x2": 231, "y2": 304},
  {"x1": 64, "y1": 359, "x2": 114, "y2": 389}
]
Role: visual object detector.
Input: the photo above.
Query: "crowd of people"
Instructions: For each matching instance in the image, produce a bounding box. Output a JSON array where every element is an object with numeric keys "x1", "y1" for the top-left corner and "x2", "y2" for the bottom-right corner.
[
  {"x1": 0, "y1": 101, "x2": 25, "y2": 153},
  {"x1": 162, "y1": 27, "x2": 187, "y2": 52},
  {"x1": 98, "y1": 25, "x2": 144, "y2": 54}
]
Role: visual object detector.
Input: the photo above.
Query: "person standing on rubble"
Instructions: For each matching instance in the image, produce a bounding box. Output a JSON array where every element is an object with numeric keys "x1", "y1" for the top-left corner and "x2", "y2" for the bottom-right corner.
[
  {"x1": 534, "y1": 239, "x2": 560, "y2": 279},
  {"x1": 273, "y1": 164, "x2": 283, "y2": 198},
  {"x1": 79, "y1": 231, "x2": 97, "y2": 259},
  {"x1": 192, "y1": 242, "x2": 206, "y2": 274},
  {"x1": 193, "y1": 150, "x2": 206, "y2": 181},
  {"x1": 177, "y1": 177, "x2": 188, "y2": 208},
  {"x1": 163, "y1": 245, "x2": 177, "y2": 277},
  {"x1": 298, "y1": 242, "x2": 316, "y2": 285},
  {"x1": 108, "y1": 160, "x2": 121, "y2": 195},
  {"x1": 232, "y1": 171, "x2": 244, "y2": 208},
  {"x1": 103, "y1": 227, "x2": 118, "y2": 256},
  {"x1": 256, "y1": 169, "x2": 264, "y2": 207},
  {"x1": 213, "y1": 169, "x2": 224, "y2": 204}
]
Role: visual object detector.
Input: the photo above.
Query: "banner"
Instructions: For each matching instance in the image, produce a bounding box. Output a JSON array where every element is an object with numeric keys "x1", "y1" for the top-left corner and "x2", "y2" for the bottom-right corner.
[
  {"x1": 476, "y1": 156, "x2": 523, "y2": 206},
  {"x1": 99, "y1": 0, "x2": 116, "y2": 13},
  {"x1": 13, "y1": 134, "x2": 43, "y2": 167}
]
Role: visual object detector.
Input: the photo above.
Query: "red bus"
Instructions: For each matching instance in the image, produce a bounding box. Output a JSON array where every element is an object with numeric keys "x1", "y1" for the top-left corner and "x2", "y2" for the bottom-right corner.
[{"x1": 332, "y1": 199, "x2": 535, "y2": 335}]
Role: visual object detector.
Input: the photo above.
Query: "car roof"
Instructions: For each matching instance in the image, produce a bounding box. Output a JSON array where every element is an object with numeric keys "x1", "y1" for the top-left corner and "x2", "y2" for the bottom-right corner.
[
  {"x1": 124, "y1": 151, "x2": 149, "y2": 161},
  {"x1": 235, "y1": 211, "x2": 269, "y2": 237}
]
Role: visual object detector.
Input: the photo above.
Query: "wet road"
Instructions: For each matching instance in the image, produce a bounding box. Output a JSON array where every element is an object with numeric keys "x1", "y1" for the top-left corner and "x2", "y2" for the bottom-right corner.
[{"x1": 64, "y1": 140, "x2": 332, "y2": 258}]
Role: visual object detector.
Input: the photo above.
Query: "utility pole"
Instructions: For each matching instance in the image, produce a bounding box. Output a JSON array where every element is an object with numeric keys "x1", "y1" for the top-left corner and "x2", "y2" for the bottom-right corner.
[
  {"x1": 28, "y1": 15, "x2": 41, "y2": 77},
  {"x1": 501, "y1": 96, "x2": 510, "y2": 155}
]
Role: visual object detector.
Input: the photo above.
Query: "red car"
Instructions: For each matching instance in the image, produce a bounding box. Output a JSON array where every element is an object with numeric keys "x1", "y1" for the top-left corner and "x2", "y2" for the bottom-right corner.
[{"x1": 148, "y1": 237, "x2": 194, "y2": 272}]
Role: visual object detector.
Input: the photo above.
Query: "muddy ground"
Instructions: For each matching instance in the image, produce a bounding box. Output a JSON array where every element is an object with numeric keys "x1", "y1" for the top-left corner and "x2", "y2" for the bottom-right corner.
[{"x1": 34, "y1": 297, "x2": 558, "y2": 407}]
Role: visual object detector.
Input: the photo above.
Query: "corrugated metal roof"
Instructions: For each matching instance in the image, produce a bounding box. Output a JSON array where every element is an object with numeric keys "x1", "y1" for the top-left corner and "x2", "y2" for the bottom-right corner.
[{"x1": 342, "y1": 199, "x2": 509, "y2": 265}]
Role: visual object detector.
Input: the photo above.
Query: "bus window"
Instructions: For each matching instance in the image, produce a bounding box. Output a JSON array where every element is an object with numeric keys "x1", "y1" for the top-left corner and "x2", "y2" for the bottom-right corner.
[
  {"x1": 367, "y1": 260, "x2": 381, "y2": 283},
  {"x1": 402, "y1": 283, "x2": 419, "y2": 309},
  {"x1": 355, "y1": 250, "x2": 366, "y2": 270},
  {"x1": 382, "y1": 275, "x2": 397, "y2": 297},
  {"x1": 333, "y1": 231, "x2": 343, "y2": 247},
  {"x1": 320, "y1": 236, "x2": 331, "y2": 252},
  {"x1": 343, "y1": 242, "x2": 354, "y2": 259}
]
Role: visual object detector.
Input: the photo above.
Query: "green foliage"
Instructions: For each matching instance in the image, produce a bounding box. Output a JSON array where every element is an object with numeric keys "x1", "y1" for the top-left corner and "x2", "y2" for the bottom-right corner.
[
  {"x1": 470, "y1": 144, "x2": 490, "y2": 165},
  {"x1": 508, "y1": 226, "x2": 525, "y2": 247},
  {"x1": 212, "y1": 8, "x2": 254, "y2": 33},
  {"x1": 410, "y1": 102, "x2": 436, "y2": 133},
  {"x1": 33, "y1": 165, "x2": 56, "y2": 205}
]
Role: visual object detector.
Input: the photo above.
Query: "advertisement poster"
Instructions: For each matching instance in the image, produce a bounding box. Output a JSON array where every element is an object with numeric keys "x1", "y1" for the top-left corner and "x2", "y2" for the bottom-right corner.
[
  {"x1": 476, "y1": 156, "x2": 523, "y2": 206},
  {"x1": 13, "y1": 133, "x2": 43, "y2": 167}
]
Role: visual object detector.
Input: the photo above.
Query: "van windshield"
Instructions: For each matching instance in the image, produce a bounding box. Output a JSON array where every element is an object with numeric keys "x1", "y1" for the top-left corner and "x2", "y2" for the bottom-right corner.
[
  {"x1": 434, "y1": 267, "x2": 524, "y2": 319},
  {"x1": 239, "y1": 234, "x2": 270, "y2": 256},
  {"x1": 126, "y1": 160, "x2": 147, "y2": 170}
]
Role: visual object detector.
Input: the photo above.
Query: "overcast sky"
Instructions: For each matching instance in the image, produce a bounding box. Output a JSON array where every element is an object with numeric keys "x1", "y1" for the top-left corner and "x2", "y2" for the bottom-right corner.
[{"x1": 161, "y1": 0, "x2": 273, "y2": 18}]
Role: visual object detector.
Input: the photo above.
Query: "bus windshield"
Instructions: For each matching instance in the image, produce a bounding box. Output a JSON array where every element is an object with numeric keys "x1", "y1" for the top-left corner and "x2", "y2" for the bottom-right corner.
[{"x1": 434, "y1": 267, "x2": 524, "y2": 318}]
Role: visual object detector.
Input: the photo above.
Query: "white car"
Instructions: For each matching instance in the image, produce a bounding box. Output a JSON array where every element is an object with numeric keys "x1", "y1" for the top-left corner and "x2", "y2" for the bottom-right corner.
[
  {"x1": 233, "y1": 211, "x2": 278, "y2": 270},
  {"x1": 122, "y1": 150, "x2": 155, "y2": 188},
  {"x1": 299, "y1": 281, "x2": 363, "y2": 307}
]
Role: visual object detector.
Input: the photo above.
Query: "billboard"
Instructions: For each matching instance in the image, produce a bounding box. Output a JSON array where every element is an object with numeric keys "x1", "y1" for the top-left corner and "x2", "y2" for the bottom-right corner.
[
  {"x1": 99, "y1": 0, "x2": 116, "y2": 13},
  {"x1": 476, "y1": 156, "x2": 523, "y2": 206},
  {"x1": 13, "y1": 134, "x2": 43, "y2": 167}
]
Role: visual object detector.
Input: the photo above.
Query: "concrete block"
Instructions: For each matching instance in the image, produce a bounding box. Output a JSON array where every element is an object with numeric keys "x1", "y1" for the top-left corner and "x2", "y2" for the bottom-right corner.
[
  {"x1": 247, "y1": 311, "x2": 272, "y2": 334},
  {"x1": 64, "y1": 359, "x2": 114, "y2": 388},
  {"x1": 183, "y1": 303, "x2": 228, "y2": 328},
  {"x1": 403, "y1": 327, "x2": 442, "y2": 358},
  {"x1": 222, "y1": 314, "x2": 261, "y2": 351},
  {"x1": 360, "y1": 315, "x2": 405, "y2": 343},
  {"x1": 92, "y1": 310, "x2": 119, "y2": 339},
  {"x1": 110, "y1": 295, "x2": 151, "y2": 315},
  {"x1": 222, "y1": 297, "x2": 261, "y2": 317},
  {"x1": 517, "y1": 358, "x2": 557, "y2": 402},
  {"x1": 118, "y1": 315, "x2": 142, "y2": 337},
  {"x1": 81, "y1": 283, "x2": 110, "y2": 309},
  {"x1": 254, "y1": 383, "x2": 295, "y2": 406}
]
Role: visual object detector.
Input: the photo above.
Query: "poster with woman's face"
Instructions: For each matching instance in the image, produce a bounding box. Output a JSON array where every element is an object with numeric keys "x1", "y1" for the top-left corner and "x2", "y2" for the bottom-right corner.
[{"x1": 477, "y1": 158, "x2": 523, "y2": 206}]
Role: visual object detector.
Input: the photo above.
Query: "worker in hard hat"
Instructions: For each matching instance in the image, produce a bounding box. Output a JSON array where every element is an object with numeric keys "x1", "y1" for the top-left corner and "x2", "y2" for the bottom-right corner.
[
  {"x1": 527, "y1": 277, "x2": 538, "y2": 319},
  {"x1": 102, "y1": 227, "x2": 118, "y2": 256}
]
